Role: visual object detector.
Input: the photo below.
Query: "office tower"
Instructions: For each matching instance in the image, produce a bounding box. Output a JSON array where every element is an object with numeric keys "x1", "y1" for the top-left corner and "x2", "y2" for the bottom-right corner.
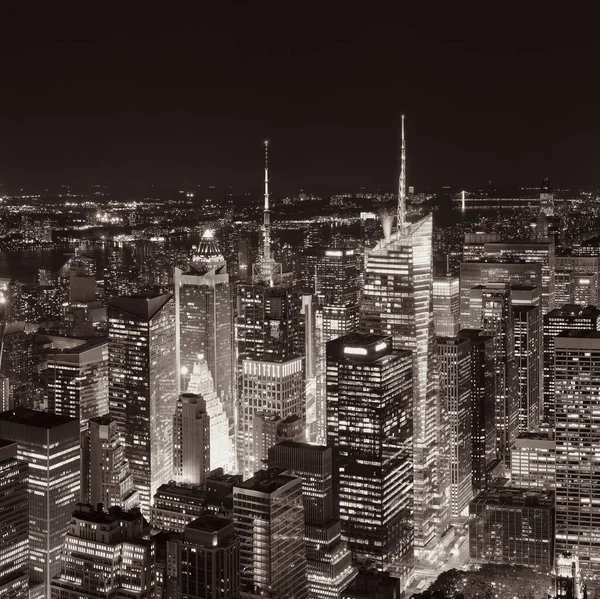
[
  {"x1": 468, "y1": 487, "x2": 554, "y2": 568},
  {"x1": 233, "y1": 468, "x2": 308, "y2": 599},
  {"x1": 0, "y1": 440, "x2": 28, "y2": 599},
  {"x1": 513, "y1": 302, "x2": 542, "y2": 432},
  {"x1": 456, "y1": 330, "x2": 496, "y2": 493},
  {"x1": 151, "y1": 472, "x2": 242, "y2": 533},
  {"x1": 361, "y1": 211, "x2": 450, "y2": 550},
  {"x1": 433, "y1": 276, "x2": 460, "y2": 336},
  {"x1": 555, "y1": 270, "x2": 573, "y2": 307},
  {"x1": 299, "y1": 247, "x2": 359, "y2": 304},
  {"x1": 0, "y1": 322, "x2": 34, "y2": 409},
  {"x1": 314, "y1": 303, "x2": 360, "y2": 445},
  {"x1": 108, "y1": 292, "x2": 177, "y2": 517},
  {"x1": 0, "y1": 409, "x2": 80, "y2": 599},
  {"x1": 46, "y1": 340, "x2": 109, "y2": 501},
  {"x1": 173, "y1": 393, "x2": 210, "y2": 485},
  {"x1": 326, "y1": 334, "x2": 413, "y2": 578},
  {"x1": 572, "y1": 273, "x2": 598, "y2": 307},
  {"x1": 88, "y1": 414, "x2": 138, "y2": 509},
  {"x1": 174, "y1": 231, "x2": 234, "y2": 418},
  {"x1": 436, "y1": 337, "x2": 473, "y2": 517},
  {"x1": 253, "y1": 413, "x2": 304, "y2": 467},
  {"x1": 462, "y1": 233, "x2": 502, "y2": 262},
  {"x1": 543, "y1": 305, "x2": 600, "y2": 425},
  {"x1": 469, "y1": 284, "x2": 518, "y2": 462},
  {"x1": 165, "y1": 516, "x2": 240, "y2": 599},
  {"x1": 550, "y1": 553, "x2": 588, "y2": 599},
  {"x1": 268, "y1": 442, "x2": 357, "y2": 599},
  {"x1": 554, "y1": 331, "x2": 600, "y2": 573},
  {"x1": 186, "y1": 357, "x2": 232, "y2": 472},
  {"x1": 510, "y1": 433, "x2": 555, "y2": 490},
  {"x1": 341, "y1": 571, "x2": 401, "y2": 599},
  {"x1": 555, "y1": 254, "x2": 599, "y2": 307},
  {"x1": 459, "y1": 261, "x2": 542, "y2": 328},
  {"x1": 462, "y1": 236, "x2": 555, "y2": 316},
  {"x1": 51, "y1": 504, "x2": 155, "y2": 599}
]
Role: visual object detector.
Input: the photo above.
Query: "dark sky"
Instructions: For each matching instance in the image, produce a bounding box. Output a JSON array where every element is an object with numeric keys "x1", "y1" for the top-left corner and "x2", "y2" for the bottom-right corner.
[{"x1": 0, "y1": 6, "x2": 598, "y2": 194}]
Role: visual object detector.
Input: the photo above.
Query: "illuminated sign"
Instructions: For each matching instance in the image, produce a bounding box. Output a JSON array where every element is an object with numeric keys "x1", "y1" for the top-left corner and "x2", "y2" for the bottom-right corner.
[
  {"x1": 374, "y1": 342, "x2": 387, "y2": 352},
  {"x1": 344, "y1": 347, "x2": 367, "y2": 356}
]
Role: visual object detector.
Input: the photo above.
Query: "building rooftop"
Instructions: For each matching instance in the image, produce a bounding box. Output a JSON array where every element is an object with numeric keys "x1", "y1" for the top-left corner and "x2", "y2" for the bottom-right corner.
[
  {"x1": 73, "y1": 503, "x2": 145, "y2": 524},
  {"x1": 236, "y1": 467, "x2": 299, "y2": 494},
  {"x1": 0, "y1": 408, "x2": 77, "y2": 429},
  {"x1": 471, "y1": 487, "x2": 554, "y2": 509},
  {"x1": 186, "y1": 514, "x2": 232, "y2": 533},
  {"x1": 108, "y1": 292, "x2": 173, "y2": 320}
]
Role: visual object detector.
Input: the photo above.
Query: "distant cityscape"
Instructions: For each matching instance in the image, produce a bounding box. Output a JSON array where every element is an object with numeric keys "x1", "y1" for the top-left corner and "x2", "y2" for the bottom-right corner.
[{"x1": 1, "y1": 125, "x2": 600, "y2": 599}]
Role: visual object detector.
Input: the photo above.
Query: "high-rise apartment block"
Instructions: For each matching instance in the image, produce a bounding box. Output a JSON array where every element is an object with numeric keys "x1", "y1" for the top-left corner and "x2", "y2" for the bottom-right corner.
[
  {"x1": 0, "y1": 409, "x2": 80, "y2": 599},
  {"x1": 554, "y1": 331, "x2": 600, "y2": 573},
  {"x1": 108, "y1": 293, "x2": 178, "y2": 516},
  {"x1": 361, "y1": 214, "x2": 450, "y2": 551},
  {"x1": 326, "y1": 334, "x2": 413, "y2": 578},
  {"x1": 233, "y1": 468, "x2": 308, "y2": 599},
  {"x1": 0, "y1": 440, "x2": 28, "y2": 599}
]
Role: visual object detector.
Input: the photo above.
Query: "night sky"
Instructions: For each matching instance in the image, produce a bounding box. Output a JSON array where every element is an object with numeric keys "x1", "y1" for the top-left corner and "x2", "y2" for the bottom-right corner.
[{"x1": 0, "y1": 7, "x2": 598, "y2": 194}]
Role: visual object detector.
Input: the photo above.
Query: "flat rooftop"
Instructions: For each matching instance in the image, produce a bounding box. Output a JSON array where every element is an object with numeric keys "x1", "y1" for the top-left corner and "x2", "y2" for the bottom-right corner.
[{"x1": 0, "y1": 408, "x2": 77, "y2": 429}]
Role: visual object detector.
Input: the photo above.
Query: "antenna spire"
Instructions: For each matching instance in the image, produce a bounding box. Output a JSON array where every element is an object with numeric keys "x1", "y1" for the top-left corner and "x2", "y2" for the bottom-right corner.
[
  {"x1": 262, "y1": 140, "x2": 271, "y2": 262},
  {"x1": 397, "y1": 114, "x2": 406, "y2": 231}
]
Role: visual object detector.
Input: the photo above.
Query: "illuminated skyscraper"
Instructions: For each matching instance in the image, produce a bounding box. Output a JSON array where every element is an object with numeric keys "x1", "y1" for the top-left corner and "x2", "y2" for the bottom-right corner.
[
  {"x1": 187, "y1": 357, "x2": 232, "y2": 472},
  {"x1": 0, "y1": 440, "x2": 28, "y2": 599},
  {"x1": 513, "y1": 303, "x2": 542, "y2": 432},
  {"x1": 554, "y1": 331, "x2": 600, "y2": 574},
  {"x1": 543, "y1": 305, "x2": 600, "y2": 425},
  {"x1": 268, "y1": 441, "x2": 357, "y2": 599},
  {"x1": 469, "y1": 284, "x2": 518, "y2": 463},
  {"x1": 433, "y1": 276, "x2": 460, "y2": 337},
  {"x1": 88, "y1": 414, "x2": 139, "y2": 509},
  {"x1": 0, "y1": 322, "x2": 34, "y2": 410},
  {"x1": 108, "y1": 293, "x2": 177, "y2": 517},
  {"x1": 233, "y1": 468, "x2": 308, "y2": 599},
  {"x1": 0, "y1": 409, "x2": 80, "y2": 599},
  {"x1": 326, "y1": 334, "x2": 413, "y2": 579},
  {"x1": 456, "y1": 329, "x2": 496, "y2": 494},
  {"x1": 550, "y1": 553, "x2": 588, "y2": 599},
  {"x1": 51, "y1": 504, "x2": 155, "y2": 599},
  {"x1": 361, "y1": 213, "x2": 450, "y2": 550},
  {"x1": 172, "y1": 393, "x2": 210, "y2": 485},
  {"x1": 174, "y1": 231, "x2": 234, "y2": 425},
  {"x1": 436, "y1": 336, "x2": 473, "y2": 517}
]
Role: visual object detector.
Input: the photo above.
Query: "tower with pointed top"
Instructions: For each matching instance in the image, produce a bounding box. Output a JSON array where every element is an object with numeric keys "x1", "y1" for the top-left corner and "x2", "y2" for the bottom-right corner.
[
  {"x1": 360, "y1": 117, "x2": 450, "y2": 557},
  {"x1": 174, "y1": 231, "x2": 235, "y2": 431}
]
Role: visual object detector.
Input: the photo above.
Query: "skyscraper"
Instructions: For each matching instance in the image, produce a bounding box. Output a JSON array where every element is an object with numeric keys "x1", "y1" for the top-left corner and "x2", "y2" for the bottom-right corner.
[
  {"x1": 469, "y1": 284, "x2": 518, "y2": 463},
  {"x1": 554, "y1": 331, "x2": 600, "y2": 573},
  {"x1": 360, "y1": 118, "x2": 449, "y2": 551},
  {"x1": 436, "y1": 336, "x2": 473, "y2": 517},
  {"x1": 0, "y1": 440, "x2": 28, "y2": 599},
  {"x1": 88, "y1": 414, "x2": 139, "y2": 509},
  {"x1": 433, "y1": 276, "x2": 460, "y2": 337},
  {"x1": 172, "y1": 393, "x2": 211, "y2": 485},
  {"x1": 174, "y1": 230, "x2": 234, "y2": 422},
  {"x1": 0, "y1": 322, "x2": 34, "y2": 410},
  {"x1": 233, "y1": 468, "x2": 308, "y2": 599},
  {"x1": 0, "y1": 409, "x2": 80, "y2": 599},
  {"x1": 456, "y1": 329, "x2": 496, "y2": 494},
  {"x1": 108, "y1": 292, "x2": 178, "y2": 516},
  {"x1": 326, "y1": 334, "x2": 413, "y2": 578},
  {"x1": 166, "y1": 516, "x2": 240, "y2": 599},
  {"x1": 268, "y1": 441, "x2": 357, "y2": 599}
]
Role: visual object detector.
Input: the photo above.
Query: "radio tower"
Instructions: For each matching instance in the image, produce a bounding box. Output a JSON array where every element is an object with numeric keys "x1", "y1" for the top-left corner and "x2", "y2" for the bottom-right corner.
[{"x1": 397, "y1": 114, "x2": 406, "y2": 231}]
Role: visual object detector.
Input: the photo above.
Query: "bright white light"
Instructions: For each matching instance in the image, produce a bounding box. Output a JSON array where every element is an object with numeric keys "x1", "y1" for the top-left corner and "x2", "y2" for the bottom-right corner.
[
  {"x1": 374, "y1": 342, "x2": 387, "y2": 352},
  {"x1": 180, "y1": 366, "x2": 188, "y2": 375},
  {"x1": 344, "y1": 346, "x2": 367, "y2": 356},
  {"x1": 197, "y1": 353, "x2": 204, "y2": 361}
]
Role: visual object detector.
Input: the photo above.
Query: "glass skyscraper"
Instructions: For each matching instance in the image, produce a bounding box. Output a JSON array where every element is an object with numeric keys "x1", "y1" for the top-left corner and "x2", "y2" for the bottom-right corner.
[
  {"x1": 360, "y1": 214, "x2": 450, "y2": 551},
  {"x1": 108, "y1": 292, "x2": 177, "y2": 517}
]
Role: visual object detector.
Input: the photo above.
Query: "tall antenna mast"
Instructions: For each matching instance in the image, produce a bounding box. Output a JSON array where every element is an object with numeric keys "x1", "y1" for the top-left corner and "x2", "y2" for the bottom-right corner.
[
  {"x1": 263, "y1": 140, "x2": 271, "y2": 262},
  {"x1": 397, "y1": 114, "x2": 406, "y2": 231}
]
